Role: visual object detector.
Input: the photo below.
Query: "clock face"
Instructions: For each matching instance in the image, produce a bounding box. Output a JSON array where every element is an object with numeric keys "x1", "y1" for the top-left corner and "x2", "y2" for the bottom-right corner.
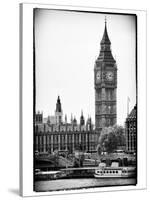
[
  {"x1": 106, "y1": 71, "x2": 114, "y2": 81},
  {"x1": 96, "y1": 71, "x2": 101, "y2": 81}
]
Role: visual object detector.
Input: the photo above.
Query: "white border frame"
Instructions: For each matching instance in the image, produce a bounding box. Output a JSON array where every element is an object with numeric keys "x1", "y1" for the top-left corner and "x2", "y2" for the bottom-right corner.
[{"x1": 20, "y1": 3, "x2": 147, "y2": 197}]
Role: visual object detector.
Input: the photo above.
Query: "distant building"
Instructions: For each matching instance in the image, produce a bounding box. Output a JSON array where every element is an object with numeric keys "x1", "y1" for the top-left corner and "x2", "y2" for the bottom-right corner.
[{"x1": 125, "y1": 104, "x2": 137, "y2": 153}]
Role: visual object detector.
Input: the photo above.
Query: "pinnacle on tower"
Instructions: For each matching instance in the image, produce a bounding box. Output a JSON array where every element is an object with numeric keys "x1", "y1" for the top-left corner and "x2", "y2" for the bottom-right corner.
[
  {"x1": 56, "y1": 96, "x2": 62, "y2": 112},
  {"x1": 80, "y1": 110, "x2": 85, "y2": 126},
  {"x1": 73, "y1": 116, "x2": 77, "y2": 125},
  {"x1": 100, "y1": 17, "x2": 111, "y2": 45},
  {"x1": 65, "y1": 114, "x2": 67, "y2": 123},
  {"x1": 97, "y1": 18, "x2": 115, "y2": 63},
  {"x1": 71, "y1": 113, "x2": 73, "y2": 123}
]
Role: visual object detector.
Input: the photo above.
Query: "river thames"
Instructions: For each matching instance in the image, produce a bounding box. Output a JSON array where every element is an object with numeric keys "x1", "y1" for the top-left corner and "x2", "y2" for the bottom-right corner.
[{"x1": 34, "y1": 178, "x2": 136, "y2": 192}]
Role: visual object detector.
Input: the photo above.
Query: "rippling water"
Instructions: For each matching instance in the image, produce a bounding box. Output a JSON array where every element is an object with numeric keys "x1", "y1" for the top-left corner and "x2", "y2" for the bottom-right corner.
[{"x1": 34, "y1": 178, "x2": 136, "y2": 192}]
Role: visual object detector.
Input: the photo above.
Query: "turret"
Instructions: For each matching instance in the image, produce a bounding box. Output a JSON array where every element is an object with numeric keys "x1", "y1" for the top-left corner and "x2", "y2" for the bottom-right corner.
[
  {"x1": 71, "y1": 113, "x2": 73, "y2": 124},
  {"x1": 65, "y1": 114, "x2": 67, "y2": 124},
  {"x1": 86, "y1": 116, "x2": 92, "y2": 130},
  {"x1": 73, "y1": 116, "x2": 77, "y2": 125},
  {"x1": 55, "y1": 96, "x2": 62, "y2": 112},
  {"x1": 80, "y1": 110, "x2": 85, "y2": 126},
  {"x1": 55, "y1": 96, "x2": 63, "y2": 124}
]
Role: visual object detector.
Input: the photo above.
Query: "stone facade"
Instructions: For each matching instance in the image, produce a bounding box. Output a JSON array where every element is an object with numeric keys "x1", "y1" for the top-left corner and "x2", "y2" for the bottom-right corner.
[{"x1": 34, "y1": 122, "x2": 99, "y2": 154}]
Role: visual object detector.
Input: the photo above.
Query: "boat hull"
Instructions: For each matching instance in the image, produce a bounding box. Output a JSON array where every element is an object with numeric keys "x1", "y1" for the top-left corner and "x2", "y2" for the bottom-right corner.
[
  {"x1": 94, "y1": 174, "x2": 133, "y2": 178},
  {"x1": 94, "y1": 167, "x2": 136, "y2": 178}
]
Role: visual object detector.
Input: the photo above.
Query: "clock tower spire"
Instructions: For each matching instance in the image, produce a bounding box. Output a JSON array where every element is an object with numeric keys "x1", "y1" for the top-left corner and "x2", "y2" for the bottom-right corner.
[{"x1": 94, "y1": 19, "x2": 117, "y2": 131}]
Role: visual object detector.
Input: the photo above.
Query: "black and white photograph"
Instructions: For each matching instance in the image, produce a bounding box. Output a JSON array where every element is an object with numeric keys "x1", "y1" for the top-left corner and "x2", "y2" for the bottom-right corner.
[
  {"x1": 0, "y1": 0, "x2": 149, "y2": 199},
  {"x1": 33, "y1": 8, "x2": 137, "y2": 192}
]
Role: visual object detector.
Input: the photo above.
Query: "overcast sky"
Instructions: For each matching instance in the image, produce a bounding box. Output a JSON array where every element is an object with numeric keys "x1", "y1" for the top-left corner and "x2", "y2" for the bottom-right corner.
[{"x1": 35, "y1": 9, "x2": 136, "y2": 126}]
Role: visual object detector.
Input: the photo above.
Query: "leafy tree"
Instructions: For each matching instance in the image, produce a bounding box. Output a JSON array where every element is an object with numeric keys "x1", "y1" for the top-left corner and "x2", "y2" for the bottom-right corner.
[
  {"x1": 97, "y1": 125, "x2": 125, "y2": 155},
  {"x1": 113, "y1": 125, "x2": 126, "y2": 146}
]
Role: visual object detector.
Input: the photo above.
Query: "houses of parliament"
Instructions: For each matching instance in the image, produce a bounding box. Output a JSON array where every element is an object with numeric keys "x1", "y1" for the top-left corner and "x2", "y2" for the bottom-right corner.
[{"x1": 34, "y1": 20, "x2": 118, "y2": 154}]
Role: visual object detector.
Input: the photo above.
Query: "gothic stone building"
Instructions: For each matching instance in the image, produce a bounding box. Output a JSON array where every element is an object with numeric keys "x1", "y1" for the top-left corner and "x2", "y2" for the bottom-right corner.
[
  {"x1": 34, "y1": 97, "x2": 99, "y2": 154},
  {"x1": 125, "y1": 104, "x2": 137, "y2": 153},
  {"x1": 34, "y1": 20, "x2": 117, "y2": 154}
]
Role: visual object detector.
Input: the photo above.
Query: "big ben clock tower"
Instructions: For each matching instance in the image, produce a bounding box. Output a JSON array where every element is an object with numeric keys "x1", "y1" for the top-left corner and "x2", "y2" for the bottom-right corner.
[{"x1": 94, "y1": 19, "x2": 117, "y2": 131}]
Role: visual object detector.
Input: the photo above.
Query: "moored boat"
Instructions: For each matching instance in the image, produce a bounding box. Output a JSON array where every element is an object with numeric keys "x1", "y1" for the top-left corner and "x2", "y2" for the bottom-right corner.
[{"x1": 94, "y1": 162, "x2": 136, "y2": 178}]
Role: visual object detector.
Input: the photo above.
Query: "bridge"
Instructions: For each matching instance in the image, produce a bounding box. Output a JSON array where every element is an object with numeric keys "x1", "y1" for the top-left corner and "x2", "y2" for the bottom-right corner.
[{"x1": 35, "y1": 155, "x2": 74, "y2": 170}]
